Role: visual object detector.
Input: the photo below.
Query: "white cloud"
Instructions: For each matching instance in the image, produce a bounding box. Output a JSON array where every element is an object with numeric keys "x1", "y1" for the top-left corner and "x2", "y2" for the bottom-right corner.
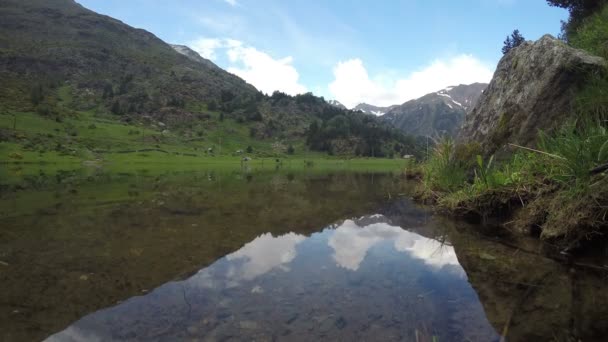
[
  {"x1": 328, "y1": 55, "x2": 494, "y2": 109},
  {"x1": 189, "y1": 38, "x2": 224, "y2": 60},
  {"x1": 225, "y1": 232, "x2": 306, "y2": 281},
  {"x1": 226, "y1": 46, "x2": 307, "y2": 96},
  {"x1": 223, "y1": 0, "x2": 238, "y2": 6},
  {"x1": 328, "y1": 216, "x2": 462, "y2": 271},
  {"x1": 189, "y1": 37, "x2": 307, "y2": 96}
]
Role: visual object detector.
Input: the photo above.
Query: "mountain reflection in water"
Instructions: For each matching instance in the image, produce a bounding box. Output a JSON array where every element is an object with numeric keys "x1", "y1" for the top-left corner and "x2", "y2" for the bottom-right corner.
[{"x1": 46, "y1": 214, "x2": 498, "y2": 342}]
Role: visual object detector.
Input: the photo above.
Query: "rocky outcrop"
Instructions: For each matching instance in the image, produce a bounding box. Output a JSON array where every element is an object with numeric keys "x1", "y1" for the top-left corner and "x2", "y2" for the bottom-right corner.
[
  {"x1": 170, "y1": 44, "x2": 219, "y2": 69},
  {"x1": 459, "y1": 35, "x2": 606, "y2": 155}
]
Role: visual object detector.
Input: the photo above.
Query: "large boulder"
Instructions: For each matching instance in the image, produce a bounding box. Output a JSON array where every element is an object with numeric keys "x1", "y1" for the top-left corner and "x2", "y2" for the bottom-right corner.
[{"x1": 459, "y1": 35, "x2": 606, "y2": 155}]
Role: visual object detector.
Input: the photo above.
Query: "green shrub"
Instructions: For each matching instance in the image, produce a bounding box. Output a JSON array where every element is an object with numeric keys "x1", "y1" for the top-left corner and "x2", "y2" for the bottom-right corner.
[
  {"x1": 570, "y1": 4, "x2": 608, "y2": 59},
  {"x1": 8, "y1": 152, "x2": 23, "y2": 160}
]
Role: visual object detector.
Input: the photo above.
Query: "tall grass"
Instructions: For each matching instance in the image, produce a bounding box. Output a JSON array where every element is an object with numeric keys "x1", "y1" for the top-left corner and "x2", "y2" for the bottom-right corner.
[
  {"x1": 420, "y1": 117, "x2": 608, "y2": 207},
  {"x1": 538, "y1": 118, "x2": 608, "y2": 190},
  {"x1": 422, "y1": 138, "x2": 467, "y2": 192}
]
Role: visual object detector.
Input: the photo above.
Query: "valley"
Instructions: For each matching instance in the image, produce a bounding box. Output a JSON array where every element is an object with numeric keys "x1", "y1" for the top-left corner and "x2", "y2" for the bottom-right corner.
[{"x1": 1, "y1": 0, "x2": 608, "y2": 341}]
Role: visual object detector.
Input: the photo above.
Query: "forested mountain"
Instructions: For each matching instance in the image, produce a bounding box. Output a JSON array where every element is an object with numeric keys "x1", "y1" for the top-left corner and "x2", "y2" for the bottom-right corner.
[{"x1": 0, "y1": 0, "x2": 414, "y2": 157}]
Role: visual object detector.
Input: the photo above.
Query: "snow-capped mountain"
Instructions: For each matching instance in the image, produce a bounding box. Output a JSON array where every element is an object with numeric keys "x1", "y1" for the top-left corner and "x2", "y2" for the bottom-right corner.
[
  {"x1": 354, "y1": 103, "x2": 399, "y2": 116},
  {"x1": 381, "y1": 83, "x2": 487, "y2": 137},
  {"x1": 434, "y1": 83, "x2": 486, "y2": 112}
]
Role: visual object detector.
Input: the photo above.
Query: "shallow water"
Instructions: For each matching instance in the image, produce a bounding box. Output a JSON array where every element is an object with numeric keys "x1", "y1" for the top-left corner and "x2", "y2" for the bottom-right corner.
[
  {"x1": 1, "y1": 166, "x2": 608, "y2": 341},
  {"x1": 46, "y1": 214, "x2": 498, "y2": 342}
]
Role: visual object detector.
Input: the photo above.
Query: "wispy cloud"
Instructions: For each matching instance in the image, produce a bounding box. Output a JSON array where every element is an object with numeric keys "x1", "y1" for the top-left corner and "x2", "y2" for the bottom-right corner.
[
  {"x1": 329, "y1": 55, "x2": 494, "y2": 108},
  {"x1": 222, "y1": 0, "x2": 239, "y2": 7}
]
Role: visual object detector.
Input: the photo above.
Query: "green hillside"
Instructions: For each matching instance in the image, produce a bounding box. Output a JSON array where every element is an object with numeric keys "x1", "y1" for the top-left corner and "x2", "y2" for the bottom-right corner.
[{"x1": 0, "y1": 0, "x2": 420, "y2": 163}]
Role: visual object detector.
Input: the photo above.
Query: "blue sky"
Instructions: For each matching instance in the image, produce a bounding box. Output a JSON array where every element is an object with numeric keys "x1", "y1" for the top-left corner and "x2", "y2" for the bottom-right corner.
[{"x1": 78, "y1": 0, "x2": 567, "y2": 108}]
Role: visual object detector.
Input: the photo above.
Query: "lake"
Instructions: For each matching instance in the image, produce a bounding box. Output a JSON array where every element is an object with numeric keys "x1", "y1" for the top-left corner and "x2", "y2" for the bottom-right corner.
[{"x1": 1, "y1": 165, "x2": 607, "y2": 341}]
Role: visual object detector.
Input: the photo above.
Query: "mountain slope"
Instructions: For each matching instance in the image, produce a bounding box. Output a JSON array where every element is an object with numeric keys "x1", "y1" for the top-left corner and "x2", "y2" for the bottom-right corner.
[
  {"x1": 381, "y1": 83, "x2": 487, "y2": 137},
  {"x1": 0, "y1": 0, "x2": 260, "y2": 118},
  {"x1": 327, "y1": 99, "x2": 347, "y2": 110},
  {"x1": 0, "y1": 0, "x2": 414, "y2": 159}
]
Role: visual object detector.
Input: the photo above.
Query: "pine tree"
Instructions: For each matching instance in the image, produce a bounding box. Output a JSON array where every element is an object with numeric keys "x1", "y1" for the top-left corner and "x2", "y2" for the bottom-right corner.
[
  {"x1": 30, "y1": 84, "x2": 44, "y2": 106},
  {"x1": 511, "y1": 29, "x2": 525, "y2": 47},
  {"x1": 502, "y1": 36, "x2": 513, "y2": 55},
  {"x1": 502, "y1": 29, "x2": 526, "y2": 54},
  {"x1": 546, "y1": 0, "x2": 604, "y2": 20},
  {"x1": 110, "y1": 100, "x2": 121, "y2": 115}
]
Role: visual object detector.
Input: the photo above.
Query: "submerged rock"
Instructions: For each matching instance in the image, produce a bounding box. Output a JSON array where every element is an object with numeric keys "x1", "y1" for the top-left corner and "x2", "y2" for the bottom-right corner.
[{"x1": 459, "y1": 35, "x2": 606, "y2": 156}]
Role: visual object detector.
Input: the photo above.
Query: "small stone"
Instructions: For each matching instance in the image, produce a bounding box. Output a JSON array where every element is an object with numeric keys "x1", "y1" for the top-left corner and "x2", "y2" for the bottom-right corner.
[
  {"x1": 187, "y1": 326, "x2": 199, "y2": 335},
  {"x1": 0, "y1": 261, "x2": 9, "y2": 267},
  {"x1": 79, "y1": 275, "x2": 89, "y2": 281},
  {"x1": 239, "y1": 321, "x2": 258, "y2": 330},
  {"x1": 479, "y1": 252, "x2": 496, "y2": 261}
]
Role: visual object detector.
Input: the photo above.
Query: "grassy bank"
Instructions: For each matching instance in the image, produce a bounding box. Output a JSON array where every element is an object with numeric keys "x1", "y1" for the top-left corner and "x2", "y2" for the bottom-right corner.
[
  {"x1": 0, "y1": 108, "x2": 304, "y2": 163},
  {"x1": 414, "y1": 4, "x2": 608, "y2": 250},
  {"x1": 414, "y1": 120, "x2": 608, "y2": 249}
]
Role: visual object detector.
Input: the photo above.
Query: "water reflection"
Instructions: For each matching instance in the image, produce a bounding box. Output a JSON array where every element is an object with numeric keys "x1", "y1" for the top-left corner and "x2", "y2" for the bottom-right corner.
[
  {"x1": 225, "y1": 232, "x2": 306, "y2": 283},
  {"x1": 46, "y1": 214, "x2": 498, "y2": 341},
  {"x1": 329, "y1": 216, "x2": 461, "y2": 271},
  {"x1": 2, "y1": 170, "x2": 403, "y2": 342}
]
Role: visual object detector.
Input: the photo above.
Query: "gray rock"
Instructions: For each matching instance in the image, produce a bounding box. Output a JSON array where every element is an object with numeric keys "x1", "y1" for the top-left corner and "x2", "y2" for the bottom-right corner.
[{"x1": 459, "y1": 35, "x2": 606, "y2": 156}]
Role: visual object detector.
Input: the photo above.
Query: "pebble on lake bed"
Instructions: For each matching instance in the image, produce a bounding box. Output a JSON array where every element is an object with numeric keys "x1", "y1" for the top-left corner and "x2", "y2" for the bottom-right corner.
[
  {"x1": 251, "y1": 285, "x2": 264, "y2": 294},
  {"x1": 239, "y1": 321, "x2": 258, "y2": 329}
]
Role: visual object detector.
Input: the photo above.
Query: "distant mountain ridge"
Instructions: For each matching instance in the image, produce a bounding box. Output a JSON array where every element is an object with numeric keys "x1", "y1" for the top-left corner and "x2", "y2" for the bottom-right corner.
[
  {"x1": 327, "y1": 99, "x2": 347, "y2": 110},
  {"x1": 381, "y1": 83, "x2": 487, "y2": 137},
  {"x1": 354, "y1": 103, "x2": 398, "y2": 116}
]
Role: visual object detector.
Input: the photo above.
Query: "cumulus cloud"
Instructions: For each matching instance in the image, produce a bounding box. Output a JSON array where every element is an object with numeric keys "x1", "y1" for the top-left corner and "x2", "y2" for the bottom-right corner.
[
  {"x1": 226, "y1": 232, "x2": 306, "y2": 281},
  {"x1": 189, "y1": 38, "x2": 307, "y2": 96},
  {"x1": 329, "y1": 55, "x2": 494, "y2": 109},
  {"x1": 328, "y1": 218, "x2": 461, "y2": 271}
]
